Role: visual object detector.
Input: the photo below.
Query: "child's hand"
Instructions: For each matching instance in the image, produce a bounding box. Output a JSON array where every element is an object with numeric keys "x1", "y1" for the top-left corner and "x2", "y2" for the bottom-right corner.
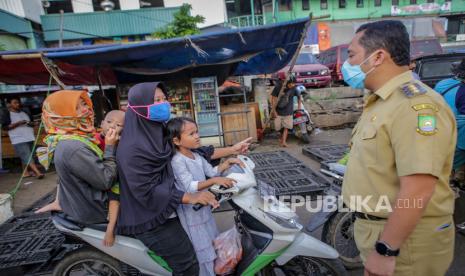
[
  {"x1": 232, "y1": 137, "x2": 252, "y2": 155},
  {"x1": 105, "y1": 128, "x2": 119, "y2": 146},
  {"x1": 213, "y1": 177, "x2": 236, "y2": 188},
  {"x1": 218, "y1": 158, "x2": 245, "y2": 172},
  {"x1": 103, "y1": 230, "x2": 115, "y2": 247},
  {"x1": 188, "y1": 191, "x2": 219, "y2": 208}
]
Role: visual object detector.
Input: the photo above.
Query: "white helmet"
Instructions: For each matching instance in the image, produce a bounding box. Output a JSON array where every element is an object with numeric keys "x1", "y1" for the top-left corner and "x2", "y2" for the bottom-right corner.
[{"x1": 295, "y1": 85, "x2": 306, "y2": 94}]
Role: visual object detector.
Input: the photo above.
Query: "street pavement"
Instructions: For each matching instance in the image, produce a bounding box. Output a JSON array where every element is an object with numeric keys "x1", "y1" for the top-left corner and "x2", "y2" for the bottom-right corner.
[{"x1": 1, "y1": 128, "x2": 464, "y2": 275}]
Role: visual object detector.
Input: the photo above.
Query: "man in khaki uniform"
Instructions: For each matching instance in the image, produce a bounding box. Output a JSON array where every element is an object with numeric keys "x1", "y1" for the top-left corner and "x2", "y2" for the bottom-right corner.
[{"x1": 341, "y1": 20, "x2": 456, "y2": 276}]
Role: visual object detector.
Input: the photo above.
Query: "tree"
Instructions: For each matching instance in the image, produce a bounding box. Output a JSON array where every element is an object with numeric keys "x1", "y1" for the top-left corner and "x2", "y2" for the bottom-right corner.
[{"x1": 152, "y1": 4, "x2": 205, "y2": 39}]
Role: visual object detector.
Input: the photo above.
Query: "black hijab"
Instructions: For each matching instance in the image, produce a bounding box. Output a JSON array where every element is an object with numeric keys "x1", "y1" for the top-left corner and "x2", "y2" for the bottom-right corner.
[{"x1": 116, "y1": 82, "x2": 184, "y2": 235}]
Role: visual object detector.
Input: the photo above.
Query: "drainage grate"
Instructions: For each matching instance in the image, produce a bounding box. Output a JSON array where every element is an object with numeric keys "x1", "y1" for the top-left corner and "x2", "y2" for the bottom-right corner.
[
  {"x1": 302, "y1": 144, "x2": 349, "y2": 162},
  {"x1": 255, "y1": 166, "x2": 330, "y2": 197},
  {"x1": 2, "y1": 213, "x2": 56, "y2": 236},
  {"x1": 248, "y1": 151, "x2": 303, "y2": 168},
  {"x1": 0, "y1": 212, "x2": 64, "y2": 269},
  {"x1": 0, "y1": 233, "x2": 64, "y2": 268}
]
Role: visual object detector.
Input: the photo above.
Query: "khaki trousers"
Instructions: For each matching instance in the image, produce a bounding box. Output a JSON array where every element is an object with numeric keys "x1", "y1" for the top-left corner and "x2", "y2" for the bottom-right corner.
[{"x1": 354, "y1": 215, "x2": 454, "y2": 276}]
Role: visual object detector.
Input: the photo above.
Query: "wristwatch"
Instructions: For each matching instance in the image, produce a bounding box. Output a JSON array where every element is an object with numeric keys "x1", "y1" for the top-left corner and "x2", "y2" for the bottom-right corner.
[{"x1": 375, "y1": 240, "x2": 400, "y2": 257}]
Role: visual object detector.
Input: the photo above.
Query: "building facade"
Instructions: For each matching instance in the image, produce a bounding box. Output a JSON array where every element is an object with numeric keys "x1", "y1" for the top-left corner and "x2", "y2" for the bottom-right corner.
[
  {"x1": 0, "y1": 0, "x2": 44, "y2": 50},
  {"x1": 227, "y1": 0, "x2": 465, "y2": 50},
  {"x1": 40, "y1": 0, "x2": 227, "y2": 47}
]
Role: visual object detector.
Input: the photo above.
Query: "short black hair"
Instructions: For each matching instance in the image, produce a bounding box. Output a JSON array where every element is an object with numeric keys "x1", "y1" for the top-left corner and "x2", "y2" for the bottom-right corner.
[
  {"x1": 452, "y1": 58, "x2": 465, "y2": 79},
  {"x1": 7, "y1": 97, "x2": 20, "y2": 104},
  {"x1": 356, "y1": 20, "x2": 410, "y2": 66},
  {"x1": 166, "y1": 117, "x2": 197, "y2": 149}
]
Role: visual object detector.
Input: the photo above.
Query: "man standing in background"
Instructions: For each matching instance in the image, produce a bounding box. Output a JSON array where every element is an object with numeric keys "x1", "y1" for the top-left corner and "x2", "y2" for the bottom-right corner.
[{"x1": 1, "y1": 97, "x2": 44, "y2": 179}]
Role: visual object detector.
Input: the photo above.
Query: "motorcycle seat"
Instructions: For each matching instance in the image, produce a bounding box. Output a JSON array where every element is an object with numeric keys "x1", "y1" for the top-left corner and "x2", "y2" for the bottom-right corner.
[
  {"x1": 52, "y1": 212, "x2": 108, "y2": 232},
  {"x1": 52, "y1": 212, "x2": 84, "y2": 231},
  {"x1": 87, "y1": 223, "x2": 108, "y2": 232}
]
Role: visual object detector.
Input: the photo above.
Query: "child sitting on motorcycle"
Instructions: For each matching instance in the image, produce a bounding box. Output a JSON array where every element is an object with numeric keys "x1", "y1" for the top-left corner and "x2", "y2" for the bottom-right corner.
[{"x1": 167, "y1": 117, "x2": 243, "y2": 276}]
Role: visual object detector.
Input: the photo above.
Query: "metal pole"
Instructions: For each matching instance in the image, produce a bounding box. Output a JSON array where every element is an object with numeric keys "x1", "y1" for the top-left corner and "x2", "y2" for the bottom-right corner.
[
  {"x1": 59, "y1": 10, "x2": 64, "y2": 48},
  {"x1": 250, "y1": 0, "x2": 255, "y2": 26},
  {"x1": 272, "y1": 0, "x2": 277, "y2": 23}
]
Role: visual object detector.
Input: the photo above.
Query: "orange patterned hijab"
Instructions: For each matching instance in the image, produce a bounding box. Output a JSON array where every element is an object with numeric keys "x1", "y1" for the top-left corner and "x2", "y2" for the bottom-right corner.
[{"x1": 42, "y1": 90, "x2": 96, "y2": 136}]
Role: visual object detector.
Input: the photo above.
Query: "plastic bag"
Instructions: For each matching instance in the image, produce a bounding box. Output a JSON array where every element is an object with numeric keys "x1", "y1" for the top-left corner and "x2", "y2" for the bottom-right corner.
[{"x1": 213, "y1": 227, "x2": 243, "y2": 275}]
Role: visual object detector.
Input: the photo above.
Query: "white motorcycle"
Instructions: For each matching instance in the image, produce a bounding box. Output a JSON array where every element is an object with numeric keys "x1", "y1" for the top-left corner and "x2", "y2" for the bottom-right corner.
[{"x1": 51, "y1": 155, "x2": 347, "y2": 275}]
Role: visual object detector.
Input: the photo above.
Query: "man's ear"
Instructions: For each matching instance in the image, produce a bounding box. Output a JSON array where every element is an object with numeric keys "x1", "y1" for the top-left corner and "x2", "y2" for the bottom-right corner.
[{"x1": 373, "y1": 50, "x2": 388, "y2": 66}]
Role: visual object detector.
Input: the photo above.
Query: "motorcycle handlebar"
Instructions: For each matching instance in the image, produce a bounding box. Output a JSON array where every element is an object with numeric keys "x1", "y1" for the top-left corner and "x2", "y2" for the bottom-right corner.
[{"x1": 192, "y1": 188, "x2": 223, "y2": 211}]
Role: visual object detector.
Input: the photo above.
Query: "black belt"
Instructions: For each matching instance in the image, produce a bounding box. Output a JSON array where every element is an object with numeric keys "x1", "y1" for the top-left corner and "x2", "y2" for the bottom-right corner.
[{"x1": 354, "y1": 212, "x2": 386, "y2": 221}]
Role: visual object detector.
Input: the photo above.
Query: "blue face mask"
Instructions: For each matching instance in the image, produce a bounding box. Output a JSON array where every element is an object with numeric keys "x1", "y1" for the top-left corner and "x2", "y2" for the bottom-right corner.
[
  {"x1": 129, "y1": 101, "x2": 171, "y2": 122},
  {"x1": 148, "y1": 102, "x2": 171, "y2": 122},
  {"x1": 341, "y1": 53, "x2": 376, "y2": 90}
]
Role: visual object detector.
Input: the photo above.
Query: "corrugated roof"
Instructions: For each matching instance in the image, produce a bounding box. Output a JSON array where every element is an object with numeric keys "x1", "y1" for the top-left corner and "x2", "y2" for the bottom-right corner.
[
  {"x1": 41, "y1": 6, "x2": 180, "y2": 41},
  {"x1": 0, "y1": 9, "x2": 33, "y2": 39}
]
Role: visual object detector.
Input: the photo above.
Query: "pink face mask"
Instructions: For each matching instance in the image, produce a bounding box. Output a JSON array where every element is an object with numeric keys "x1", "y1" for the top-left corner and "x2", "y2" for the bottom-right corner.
[{"x1": 128, "y1": 101, "x2": 171, "y2": 122}]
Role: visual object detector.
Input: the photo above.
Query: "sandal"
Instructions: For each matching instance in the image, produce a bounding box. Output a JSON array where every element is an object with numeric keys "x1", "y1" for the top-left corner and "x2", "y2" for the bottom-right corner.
[{"x1": 37, "y1": 174, "x2": 45, "y2": 179}]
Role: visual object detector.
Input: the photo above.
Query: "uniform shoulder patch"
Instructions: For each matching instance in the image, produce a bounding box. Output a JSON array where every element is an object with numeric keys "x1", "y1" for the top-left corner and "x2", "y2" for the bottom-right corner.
[
  {"x1": 417, "y1": 113, "x2": 437, "y2": 136},
  {"x1": 401, "y1": 82, "x2": 427, "y2": 98},
  {"x1": 412, "y1": 103, "x2": 439, "y2": 112}
]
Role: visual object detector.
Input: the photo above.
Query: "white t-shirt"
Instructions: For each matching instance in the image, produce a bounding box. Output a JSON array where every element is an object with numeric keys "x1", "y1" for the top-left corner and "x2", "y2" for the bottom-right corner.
[{"x1": 8, "y1": 111, "x2": 35, "y2": 145}]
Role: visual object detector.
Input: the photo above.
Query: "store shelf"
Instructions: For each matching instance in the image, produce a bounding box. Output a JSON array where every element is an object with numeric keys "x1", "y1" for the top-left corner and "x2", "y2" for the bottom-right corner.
[
  {"x1": 197, "y1": 110, "x2": 217, "y2": 114},
  {"x1": 196, "y1": 99, "x2": 217, "y2": 102},
  {"x1": 170, "y1": 100, "x2": 190, "y2": 104}
]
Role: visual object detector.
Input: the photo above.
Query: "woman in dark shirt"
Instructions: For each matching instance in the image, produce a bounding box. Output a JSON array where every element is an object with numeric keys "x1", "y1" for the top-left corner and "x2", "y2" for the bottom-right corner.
[
  {"x1": 116, "y1": 82, "x2": 217, "y2": 275},
  {"x1": 40, "y1": 90, "x2": 119, "y2": 224}
]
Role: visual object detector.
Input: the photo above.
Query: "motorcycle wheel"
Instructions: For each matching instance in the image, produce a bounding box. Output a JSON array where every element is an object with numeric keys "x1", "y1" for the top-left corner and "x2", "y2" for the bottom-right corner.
[
  {"x1": 262, "y1": 257, "x2": 347, "y2": 276},
  {"x1": 302, "y1": 133, "x2": 310, "y2": 144},
  {"x1": 53, "y1": 247, "x2": 124, "y2": 276},
  {"x1": 322, "y1": 212, "x2": 363, "y2": 269}
]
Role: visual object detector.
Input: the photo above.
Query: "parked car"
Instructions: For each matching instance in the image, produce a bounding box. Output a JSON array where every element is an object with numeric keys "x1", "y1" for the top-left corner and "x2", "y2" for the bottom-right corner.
[
  {"x1": 318, "y1": 44, "x2": 348, "y2": 85},
  {"x1": 414, "y1": 52, "x2": 465, "y2": 88},
  {"x1": 410, "y1": 38, "x2": 443, "y2": 60},
  {"x1": 273, "y1": 53, "x2": 331, "y2": 88}
]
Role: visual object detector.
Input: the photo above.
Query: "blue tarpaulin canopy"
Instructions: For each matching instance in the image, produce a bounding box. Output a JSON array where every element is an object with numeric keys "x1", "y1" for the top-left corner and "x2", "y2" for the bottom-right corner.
[{"x1": 0, "y1": 18, "x2": 308, "y2": 85}]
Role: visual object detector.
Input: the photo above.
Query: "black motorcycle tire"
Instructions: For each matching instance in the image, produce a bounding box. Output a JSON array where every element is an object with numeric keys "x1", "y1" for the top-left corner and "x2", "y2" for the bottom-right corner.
[
  {"x1": 262, "y1": 256, "x2": 348, "y2": 276},
  {"x1": 53, "y1": 247, "x2": 124, "y2": 276},
  {"x1": 322, "y1": 212, "x2": 363, "y2": 269}
]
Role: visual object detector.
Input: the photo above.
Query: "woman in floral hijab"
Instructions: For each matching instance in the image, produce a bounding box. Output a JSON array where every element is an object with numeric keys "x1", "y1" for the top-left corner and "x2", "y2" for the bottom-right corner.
[{"x1": 38, "y1": 90, "x2": 119, "y2": 224}]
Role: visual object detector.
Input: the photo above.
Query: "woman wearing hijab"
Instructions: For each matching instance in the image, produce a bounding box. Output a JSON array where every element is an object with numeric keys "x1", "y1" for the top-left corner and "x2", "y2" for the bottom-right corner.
[
  {"x1": 116, "y1": 82, "x2": 217, "y2": 275},
  {"x1": 40, "y1": 90, "x2": 119, "y2": 224}
]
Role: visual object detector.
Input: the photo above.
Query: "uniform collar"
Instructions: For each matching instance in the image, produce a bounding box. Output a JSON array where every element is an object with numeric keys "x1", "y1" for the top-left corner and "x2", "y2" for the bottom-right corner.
[{"x1": 374, "y1": 71, "x2": 413, "y2": 100}]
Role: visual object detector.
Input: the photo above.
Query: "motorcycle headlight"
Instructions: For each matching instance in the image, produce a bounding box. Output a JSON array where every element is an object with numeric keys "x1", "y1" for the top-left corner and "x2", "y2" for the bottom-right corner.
[
  {"x1": 264, "y1": 211, "x2": 303, "y2": 230},
  {"x1": 320, "y1": 69, "x2": 329, "y2": 75}
]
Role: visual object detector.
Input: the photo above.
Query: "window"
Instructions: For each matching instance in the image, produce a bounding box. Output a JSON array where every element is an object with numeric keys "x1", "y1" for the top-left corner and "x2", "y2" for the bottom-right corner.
[
  {"x1": 279, "y1": 0, "x2": 292, "y2": 11},
  {"x1": 302, "y1": 0, "x2": 310, "y2": 10},
  {"x1": 340, "y1": 47, "x2": 349, "y2": 61},
  {"x1": 140, "y1": 0, "x2": 164, "y2": 8},
  {"x1": 295, "y1": 54, "x2": 319, "y2": 65},
  {"x1": 426, "y1": 0, "x2": 434, "y2": 2},
  {"x1": 339, "y1": 0, "x2": 346, "y2": 8},
  {"x1": 410, "y1": 0, "x2": 416, "y2": 4},
  {"x1": 44, "y1": 0, "x2": 73, "y2": 14},
  {"x1": 321, "y1": 0, "x2": 328, "y2": 10},
  {"x1": 392, "y1": 0, "x2": 399, "y2": 5},
  {"x1": 357, "y1": 0, "x2": 364, "y2": 8},
  {"x1": 374, "y1": 0, "x2": 381, "y2": 7},
  {"x1": 92, "y1": 0, "x2": 121, "y2": 11}
]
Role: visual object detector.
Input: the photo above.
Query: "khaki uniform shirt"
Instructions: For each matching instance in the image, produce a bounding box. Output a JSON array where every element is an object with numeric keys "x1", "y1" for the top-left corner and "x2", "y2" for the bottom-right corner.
[{"x1": 342, "y1": 71, "x2": 456, "y2": 218}]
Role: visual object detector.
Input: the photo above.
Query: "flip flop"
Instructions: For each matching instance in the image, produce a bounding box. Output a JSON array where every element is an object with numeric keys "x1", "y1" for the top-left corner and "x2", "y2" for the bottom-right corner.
[{"x1": 37, "y1": 174, "x2": 45, "y2": 180}]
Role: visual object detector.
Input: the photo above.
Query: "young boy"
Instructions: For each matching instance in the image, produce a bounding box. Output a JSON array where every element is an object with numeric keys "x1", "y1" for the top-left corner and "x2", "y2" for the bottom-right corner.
[{"x1": 36, "y1": 110, "x2": 125, "y2": 246}]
